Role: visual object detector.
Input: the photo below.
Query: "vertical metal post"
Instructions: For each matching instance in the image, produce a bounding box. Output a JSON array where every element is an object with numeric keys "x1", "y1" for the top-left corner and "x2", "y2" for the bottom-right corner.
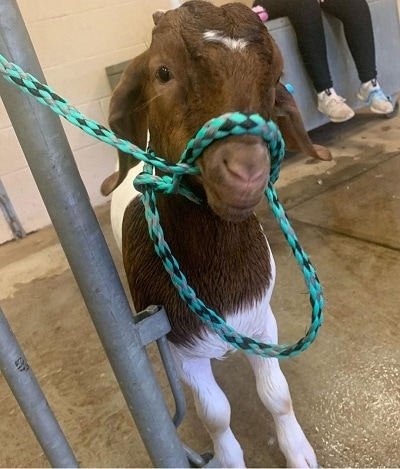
[
  {"x1": 0, "y1": 1, "x2": 189, "y2": 467},
  {"x1": 0, "y1": 179, "x2": 26, "y2": 239},
  {"x1": 0, "y1": 306, "x2": 79, "y2": 468}
]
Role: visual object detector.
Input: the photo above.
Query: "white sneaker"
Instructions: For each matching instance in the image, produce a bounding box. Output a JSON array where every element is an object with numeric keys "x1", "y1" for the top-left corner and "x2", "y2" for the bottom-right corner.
[
  {"x1": 317, "y1": 88, "x2": 355, "y2": 123},
  {"x1": 357, "y1": 79, "x2": 394, "y2": 114}
]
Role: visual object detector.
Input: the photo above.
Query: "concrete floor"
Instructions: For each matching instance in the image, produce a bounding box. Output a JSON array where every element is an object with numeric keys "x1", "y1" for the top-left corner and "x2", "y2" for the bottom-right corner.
[{"x1": 1, "y1": 106, "x2": 400, "y2": 468}]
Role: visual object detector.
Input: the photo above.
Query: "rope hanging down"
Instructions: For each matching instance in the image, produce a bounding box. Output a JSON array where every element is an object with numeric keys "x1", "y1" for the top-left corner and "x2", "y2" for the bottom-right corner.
[{"x1": 0, "y1": 53, "x2": 324, "y2": 359}]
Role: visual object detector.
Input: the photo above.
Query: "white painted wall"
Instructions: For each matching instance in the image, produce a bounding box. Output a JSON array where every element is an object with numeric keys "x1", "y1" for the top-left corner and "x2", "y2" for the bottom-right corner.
[
  {"x1": 0, "y1": 0, "x2": 397, "y2": 244},
  {"x1": 0, "y1": 0, "x2": 184, "y2": 244}
]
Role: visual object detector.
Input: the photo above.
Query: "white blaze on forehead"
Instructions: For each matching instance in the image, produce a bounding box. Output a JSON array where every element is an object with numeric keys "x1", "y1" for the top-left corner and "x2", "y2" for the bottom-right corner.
[{"x1": 203, "y1": 30, "x2": 249, "y2": 51}]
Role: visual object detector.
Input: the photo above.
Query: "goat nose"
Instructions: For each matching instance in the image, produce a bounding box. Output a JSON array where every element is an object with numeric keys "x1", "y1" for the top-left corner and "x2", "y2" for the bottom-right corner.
[
  {"x1": 223, "y1": 142, "x2": 268, "y2": 185},
  {"x1": 225, "y1": 159, "x2": 266, "y2": 184}
]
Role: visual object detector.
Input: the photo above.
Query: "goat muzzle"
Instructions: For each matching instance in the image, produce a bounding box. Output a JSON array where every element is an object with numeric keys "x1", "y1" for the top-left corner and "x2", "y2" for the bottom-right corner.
[{"x1": 198, "y1": 135, "x2": 270, "y2": 222}]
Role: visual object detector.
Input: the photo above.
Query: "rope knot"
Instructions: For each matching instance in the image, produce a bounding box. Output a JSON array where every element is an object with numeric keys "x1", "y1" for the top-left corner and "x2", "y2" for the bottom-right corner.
[{"x1": 133, "y1": 163, "x2": 202, "y2": 204}]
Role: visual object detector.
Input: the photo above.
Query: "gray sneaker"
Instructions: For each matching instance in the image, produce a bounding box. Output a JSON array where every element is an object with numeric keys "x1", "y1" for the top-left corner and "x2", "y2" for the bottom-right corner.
[
  {"x1": 317, "y1": 88, "x2": 355, "y2": 123},
  {"x1": 358, "y1": 79, "x2": 394, "y2": 114}
]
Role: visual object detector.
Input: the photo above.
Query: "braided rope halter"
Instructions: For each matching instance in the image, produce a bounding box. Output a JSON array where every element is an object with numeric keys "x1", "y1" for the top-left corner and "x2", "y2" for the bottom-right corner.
[
  {"x1": 135, "y1": 113, "x2": 324, "y2": 359},
  {"x1": 0, "y1": 54, "x2": 324, "y2": 359}
]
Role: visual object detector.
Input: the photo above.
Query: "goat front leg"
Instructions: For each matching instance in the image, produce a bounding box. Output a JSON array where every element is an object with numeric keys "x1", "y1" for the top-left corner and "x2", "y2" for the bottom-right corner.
[
  {"x1": 170, "y1": 347, "x2": 246, "y2": 468},
  {"x1": 246, "y1": 306, "x2": 318, "y2": 468}
]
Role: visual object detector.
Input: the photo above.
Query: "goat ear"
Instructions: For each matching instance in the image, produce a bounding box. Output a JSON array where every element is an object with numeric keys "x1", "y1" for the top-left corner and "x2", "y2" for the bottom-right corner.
[
  {"x1": 153, "y1": 10, "x2": 166, "y2": 25},
  {"x1": 274, "y1": 83, "x2": 332, "y2": 161},
  {"x1": 101, "y1": 50, "x2": 150, "y2": 196}
]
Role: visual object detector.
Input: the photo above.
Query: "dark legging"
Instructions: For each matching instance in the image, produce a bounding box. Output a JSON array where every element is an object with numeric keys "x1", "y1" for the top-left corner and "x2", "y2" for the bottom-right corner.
[{"x1": 252, "y1": 0, "x2": 377, "y2": 92}]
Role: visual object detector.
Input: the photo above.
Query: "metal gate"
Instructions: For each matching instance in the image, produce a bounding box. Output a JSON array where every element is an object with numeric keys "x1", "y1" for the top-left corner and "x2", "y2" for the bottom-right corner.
[{"x1": 0, "y1": 1, "x2": 216, "y2": 466}]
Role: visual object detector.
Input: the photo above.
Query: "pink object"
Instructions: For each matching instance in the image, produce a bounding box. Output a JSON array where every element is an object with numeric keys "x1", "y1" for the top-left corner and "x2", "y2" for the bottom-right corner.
[{"x1": 252, "y1": 5, "x2": 269, "y2": 23}]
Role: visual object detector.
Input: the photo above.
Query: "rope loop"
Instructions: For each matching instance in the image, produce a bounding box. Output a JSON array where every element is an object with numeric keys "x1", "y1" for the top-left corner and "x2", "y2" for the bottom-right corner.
[
  {"x1": 136, "y1": 112, "x2": 324, "y2": 359},
  {"x1": 131, "y1": 113, "x2": 286, "y2": 200},
  {"x1": 0, "y1": 52, "x2": 324, "y2": 359},
  {"x1": 180, "y1": 112, "x2": 285, "y2": 184}
]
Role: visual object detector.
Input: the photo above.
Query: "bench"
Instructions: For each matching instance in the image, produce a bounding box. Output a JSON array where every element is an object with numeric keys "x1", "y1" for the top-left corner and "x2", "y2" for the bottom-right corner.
[
  {"x1": 268, "y1": 0, "x2": 400, "y2": 130},
  {"x1": 106, "y1": 0, "x2": 400, "y2": 131}
]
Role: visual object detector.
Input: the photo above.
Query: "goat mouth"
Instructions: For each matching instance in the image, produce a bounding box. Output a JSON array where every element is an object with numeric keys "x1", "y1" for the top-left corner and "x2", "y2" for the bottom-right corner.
[
  {"x1": 207, "y1": 197, "x2": 260, "y2": 223},
  {"x1": 214, "y1": 204, "x2": 256, "y2": 223},
  {"x1": 204, "y1": 181, "x2": 265, "y2": 222}
]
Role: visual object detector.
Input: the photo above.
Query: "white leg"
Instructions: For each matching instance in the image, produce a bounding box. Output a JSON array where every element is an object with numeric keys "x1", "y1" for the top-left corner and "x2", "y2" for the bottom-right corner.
[
  {"x1": 170, "y1": 347, "x2": 246, "y2": 468},
  {"x1": 246, "y1": 306, "x2": 318, "y2": 468}
]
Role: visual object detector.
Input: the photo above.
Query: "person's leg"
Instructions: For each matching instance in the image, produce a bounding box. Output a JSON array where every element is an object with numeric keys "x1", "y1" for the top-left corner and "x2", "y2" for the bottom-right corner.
[
  {"x1": 321, "y1": 0, "x2": 393, "y2": 113},
  {"x1": 253, "y1": 0, "x2": 332, "y2": 92},
  {"x1": 253, "y1": 0, "x2": 354, "y2": 122},
  {"x1": 321, "y1": 0, "x2": 375, "y2": 82}
]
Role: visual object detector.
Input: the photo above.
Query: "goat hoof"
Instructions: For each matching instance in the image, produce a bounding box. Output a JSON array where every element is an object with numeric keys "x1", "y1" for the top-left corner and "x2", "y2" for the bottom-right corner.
[{"x1": 312, "y1": 144, "x2": 333, "y2": 161}]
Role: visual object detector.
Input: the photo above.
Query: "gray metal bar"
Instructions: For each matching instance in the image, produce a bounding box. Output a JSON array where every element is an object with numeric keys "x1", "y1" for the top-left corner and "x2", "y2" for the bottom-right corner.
[
  {"x1": 157, "y1": 335, "x2": 186, "y2": 428},
  {"x1": 135, "y1": 306, "x2": 186, "y2": 427},
  {"x1": 135, "y1": 306, "x2": 186, "y2": 428},
  {"x1": 136, "y1": 307, "x2": 209, "y2": 466},
  {"x1": 0, "y1": 305, "x2": 78, "y2": 468},
  {"x1": 0, "y1": 1, "x2": 188, "y2": 467},
  {"x1": 0, "y1": 178, "x2": 26, "y2": 239}
]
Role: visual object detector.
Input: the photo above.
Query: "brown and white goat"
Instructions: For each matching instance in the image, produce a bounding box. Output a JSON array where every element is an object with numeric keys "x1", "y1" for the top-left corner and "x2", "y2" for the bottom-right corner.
[{"x1": 102, "y1": 2, "x2": 329, "y2": 467}]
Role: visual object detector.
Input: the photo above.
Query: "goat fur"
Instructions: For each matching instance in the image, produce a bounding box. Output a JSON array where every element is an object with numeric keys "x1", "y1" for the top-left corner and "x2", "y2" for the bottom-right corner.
[{"x1": 102, "y1": 2, "x2": 327, "y2": 466}]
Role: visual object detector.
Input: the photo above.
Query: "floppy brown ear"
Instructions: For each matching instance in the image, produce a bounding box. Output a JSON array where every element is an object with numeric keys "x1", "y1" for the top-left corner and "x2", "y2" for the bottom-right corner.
[
  {"x1": 274, "y1": 83, "x2": 332, "y2": 161},
  {"x1": 101, "y1": 50, "x2": 150, "y2": 196}
]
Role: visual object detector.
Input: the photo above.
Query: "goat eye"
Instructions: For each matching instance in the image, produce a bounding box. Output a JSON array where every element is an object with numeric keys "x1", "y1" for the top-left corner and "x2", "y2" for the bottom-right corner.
[{"x1": 156, "y1": 65, "x2": 172, "y2": 83}]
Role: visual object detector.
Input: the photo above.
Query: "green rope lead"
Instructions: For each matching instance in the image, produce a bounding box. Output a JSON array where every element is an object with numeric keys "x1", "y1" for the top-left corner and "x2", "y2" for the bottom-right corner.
[
  {"x1": 0, "y1": 54, "x2": 198, "y2": 178},
  {"x1": 139, "y1": 113, "x2": 324, "y2": 358},
  {"x1": 0, "y1": 53, "x2": 324, "y2": 359}
]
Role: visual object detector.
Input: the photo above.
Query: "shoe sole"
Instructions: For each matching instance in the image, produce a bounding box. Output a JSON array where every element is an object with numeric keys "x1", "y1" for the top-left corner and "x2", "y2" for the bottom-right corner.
[
  {"x1": 329, "y1": 113, "x2": 355, "y2": 123},
  {"x1": 357, "y1": 92, "x2": 394, "y2": 114}
]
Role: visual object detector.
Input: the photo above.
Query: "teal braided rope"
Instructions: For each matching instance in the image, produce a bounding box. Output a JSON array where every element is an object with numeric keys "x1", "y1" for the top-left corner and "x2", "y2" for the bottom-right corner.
[
  {"x1": 0, "y1": 54, "x2": 198, "y2": 179},
  {"x1": 0, "y1": 53, "x2": 324, "y2": 358},
  {"x1": 140, "y1": 114, "x2": 323, "y2": 358}
]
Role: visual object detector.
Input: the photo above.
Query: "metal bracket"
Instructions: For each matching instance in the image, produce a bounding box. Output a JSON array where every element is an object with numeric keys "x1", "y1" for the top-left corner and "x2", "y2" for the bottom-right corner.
[{"x1": 135, "y1": 305, "x2": 171, "y2": 345}]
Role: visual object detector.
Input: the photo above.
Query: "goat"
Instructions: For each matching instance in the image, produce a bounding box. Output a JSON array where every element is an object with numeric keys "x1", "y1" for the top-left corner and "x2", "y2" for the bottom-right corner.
[{"x1": 101, "y1": 1, "x2": 329, "y2": 467}]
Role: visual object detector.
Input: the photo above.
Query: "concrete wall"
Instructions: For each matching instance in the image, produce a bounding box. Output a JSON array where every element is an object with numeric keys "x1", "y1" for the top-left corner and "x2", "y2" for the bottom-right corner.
[
  {"x1": 0, "y1": 0, "x2": 185, "y2": 244},
  {"x1": 6, "y1": 0, "x2": 395, "y2": 244}
]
